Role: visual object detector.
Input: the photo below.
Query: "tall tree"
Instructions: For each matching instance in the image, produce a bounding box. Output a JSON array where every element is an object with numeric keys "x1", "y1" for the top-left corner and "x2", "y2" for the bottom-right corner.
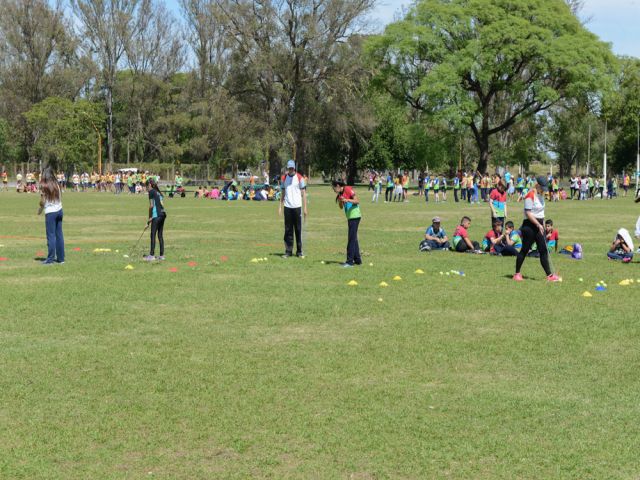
[
  {"x1": 72, "y1": 0, "x2": 141, "y2": 172},
  {"x1": 368, "y1": 0, "x2": 615, "y2": 173},
  {"x1": 219, "y1": 0, "x2": 375, "y2": 175},
  {"x1": 609, "y1": 58, "x2": 640, "y2": 175},
  {"x1": 0, "y1": 0, "x2": 89, "y2": 164}
]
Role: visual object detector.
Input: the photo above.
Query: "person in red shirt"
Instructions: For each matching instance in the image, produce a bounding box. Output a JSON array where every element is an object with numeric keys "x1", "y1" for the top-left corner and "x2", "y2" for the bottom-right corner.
[
  {"x1": 545, "y1": 219, "x2": 559, "y2": 253},
  {"x1": 453, "y1": 216, "x2": 480, "y2": 252},
  {"x1": 332, "y1": 180, "x2": 362, "y2": 267},
  {"x1": 489, "y1": 180, "x2": 508, "y2": 228}
]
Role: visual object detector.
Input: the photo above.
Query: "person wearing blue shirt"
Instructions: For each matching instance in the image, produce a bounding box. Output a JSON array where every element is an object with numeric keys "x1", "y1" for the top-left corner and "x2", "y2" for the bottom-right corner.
[{"x1": 423, "y1": 216, "x2": 450, "y2": 250}]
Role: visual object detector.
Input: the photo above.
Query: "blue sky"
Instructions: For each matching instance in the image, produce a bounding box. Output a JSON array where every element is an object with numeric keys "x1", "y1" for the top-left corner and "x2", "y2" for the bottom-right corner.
[{"x1": 165, "y1": 0, "x2": 640, "y2": 58}]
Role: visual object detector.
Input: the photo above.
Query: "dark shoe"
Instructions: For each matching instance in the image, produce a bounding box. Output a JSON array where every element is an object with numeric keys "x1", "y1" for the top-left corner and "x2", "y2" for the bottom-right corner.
[{"x1": 41, "y1": 260, "x2": 54, "y2": 265}]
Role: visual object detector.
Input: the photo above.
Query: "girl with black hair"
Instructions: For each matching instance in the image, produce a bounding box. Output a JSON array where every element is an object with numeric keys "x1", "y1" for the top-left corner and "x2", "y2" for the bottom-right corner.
[
  {"x1": 37, "y1": 168, "x2": 65, "y2": 264},
  {"x1": 144, "y1": 177, "x2": 167, "y2": 261},
  {"x1": 332, "y1": 180, "x2": 362, "y2": 267}
]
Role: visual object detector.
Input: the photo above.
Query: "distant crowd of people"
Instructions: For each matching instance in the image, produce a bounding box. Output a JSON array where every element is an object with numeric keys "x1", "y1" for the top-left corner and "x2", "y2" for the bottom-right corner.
[{"x1": 364, "y1": 169, "x2": 637, "y2": 204}]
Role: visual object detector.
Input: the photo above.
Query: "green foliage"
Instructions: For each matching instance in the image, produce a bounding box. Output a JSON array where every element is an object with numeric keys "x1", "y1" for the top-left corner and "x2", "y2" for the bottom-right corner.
[
  {"x1": 0, "y1": 118, "x2": 20, "y2": 164},
  {"x1": 368, "y1": 0, "x2": 616, "y2": 172},
  {"x1": 609, "y1": 58, "x2": 640, "y2": 174},
  {"x1": 25, "y1": 97, "x2": 104, "y2": 171}
]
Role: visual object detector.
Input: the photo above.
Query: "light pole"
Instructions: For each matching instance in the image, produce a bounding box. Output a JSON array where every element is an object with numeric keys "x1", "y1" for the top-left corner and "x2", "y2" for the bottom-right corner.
[
  {"x1": 603, "y1": 119, "x2": 608, "y2": 197},
  {"x1": 587, "y1": 124, "x2": 591, "y2": 176},
  {"x1": 636, "y1": 116, "x2": 639, "y2": 194}
]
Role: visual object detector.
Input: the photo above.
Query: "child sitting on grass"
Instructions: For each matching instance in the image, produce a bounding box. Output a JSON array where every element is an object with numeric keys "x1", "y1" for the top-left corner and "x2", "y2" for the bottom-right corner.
[
  {"x1": 452, "y1": 216, "x2": 481, "y2": 253},
  {"x1": 423, "y1": 216, "x2": 450, "y2": 250},
  {"x1": 504, "y1": 221, "x2": 522, "y2": 253},
  {"x1": 482, "y1": 220, "x2": 519, "y2": 256},
  {"x1": 545, "y1": 219, "x2": 559, "y2": 253},
  {"x1": 608, "y1": 228, "x2": 634, "y2": 263}
]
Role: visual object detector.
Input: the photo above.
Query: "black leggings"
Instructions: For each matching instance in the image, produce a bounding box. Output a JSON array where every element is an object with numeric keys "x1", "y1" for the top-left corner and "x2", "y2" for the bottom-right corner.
[
  {"x1": 516, "y1": 219, "x2": 551, "y2": 275},
  {"x1": 150, "y1": 214, "x2": 166, "y2": 256}
]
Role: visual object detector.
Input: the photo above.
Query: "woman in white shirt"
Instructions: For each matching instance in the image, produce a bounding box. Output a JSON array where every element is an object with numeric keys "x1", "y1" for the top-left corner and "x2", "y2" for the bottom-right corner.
[
  {"x1": 37, "y1": 168, "x2": 65, "y2": 264},
  {"x1": 513, "y1": 176, "x2": 559, "y2": 282}
]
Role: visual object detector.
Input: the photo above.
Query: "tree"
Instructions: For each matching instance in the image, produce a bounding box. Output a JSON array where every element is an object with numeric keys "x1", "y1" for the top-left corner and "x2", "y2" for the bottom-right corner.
[
  {"x1": 72, "y1": 0, "x2": 143, "y2": 172},
  {"x1": 368, "y1": 0, "x2": 615, "y2": 173},
  {"x1": 0, "y1": 0, "x2": 90, "y2": 163},
  {"x1": 219, "y1": 0, "x2": 375, "y2": 175},
  {"x1": 609, "y1": 58, "x2": 640, "y2": 175},
  {"x1": 25, "y1": 97, "x2": 104, "y2": 171},
  {"x1": 0, "y1": 118, "x2": 20, "y2": 167}
]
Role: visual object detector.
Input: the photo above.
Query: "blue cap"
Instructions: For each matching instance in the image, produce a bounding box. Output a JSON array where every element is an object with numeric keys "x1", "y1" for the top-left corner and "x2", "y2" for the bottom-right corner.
[{"x1": 286, "y1": 160, "x2": 296, "y2": 169}]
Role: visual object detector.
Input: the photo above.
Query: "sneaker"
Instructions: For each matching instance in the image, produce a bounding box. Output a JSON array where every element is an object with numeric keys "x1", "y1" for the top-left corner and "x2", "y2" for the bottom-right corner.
[
  {"x1": 156, "y1": 256, "x2": 165, "y2": 261},
  {"x1": 513, "y1": 273, "x2": 523, "y2": 282},
  {"x1": 41, "y1": 260, "x2": 54, "y2": 265},
  {"x1": 296, "y1": 253, "x2": 305, "y2": 258},
  {"x1": 547, "y1": 273, "x2": 561, "y2": 282},
  {"x1": 282, "y1": 253, "x2": 292, "y2": 259},
  {"x1": 143, "y1": 255, "x2": 155, "y2": 262},
  {"x1": 55, "y1": 261, "x2": 65, "y2": 264},
  {"x1": 622, "y1": 257, "x2": 632, "y2": 263},
  {"x1": 341, "y1": 263, "x2": 354, "y2": 268}
]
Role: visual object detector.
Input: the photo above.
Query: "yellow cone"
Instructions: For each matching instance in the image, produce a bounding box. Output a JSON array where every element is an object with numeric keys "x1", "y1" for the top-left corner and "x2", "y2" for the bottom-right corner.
[
  {"x1": 378, "y1": 298, "x2": 383, "y2": 302},
  {"x1": 582, "y1": 291, "x2": 592, "y2": 298},
  {"x1": 124, "y1": 265, "x2": 134, "y2": 270},
  {"x1": 347, "y1": 280, "x2": 358, "y2": 286},
  {"x1": 414, "y1": 269, "x2": 425, "y2": 274},
  {"x1": 393, "y1": 275, "x2": 402, "y2": 281},
  {"x1": 250, "y1": 258, "x2": 259, "y2": 263},
  {"x1": 619, "y1": 279, "x2": 631, "y2": 286},
  {"x1": 379, "y1": 281, "x2": 389, "y2": 287}
]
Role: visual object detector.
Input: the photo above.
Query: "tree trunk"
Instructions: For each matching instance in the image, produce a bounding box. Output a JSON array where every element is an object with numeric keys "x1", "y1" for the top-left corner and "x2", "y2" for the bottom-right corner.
[
  {"x1": 346, "y1": 134, "x2": 359, "y2": 185},
  {"x1": 106, "y1": 86, "x2": 114, "y2": 173},
  {"x1": 477, "y1": 136, "x2": 490, "y2": 174},
  {"x1": 268, "y1": 146, "x2": 281, "y2": 181}
]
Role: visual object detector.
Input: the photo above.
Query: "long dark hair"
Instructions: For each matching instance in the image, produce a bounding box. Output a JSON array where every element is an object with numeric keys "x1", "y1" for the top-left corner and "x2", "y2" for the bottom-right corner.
[
  {"x1": 40, "y1": 168, "x2": 60, "y2": 202},
  {"x1": 147, "y1": 177, "x2": 160, "y2": 194}
]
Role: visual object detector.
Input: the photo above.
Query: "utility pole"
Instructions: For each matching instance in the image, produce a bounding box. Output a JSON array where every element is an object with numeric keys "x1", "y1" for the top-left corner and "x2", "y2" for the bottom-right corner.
[
  {"x1": 636, "y1": 117, "x2": 639, "y2": 194},
  {"x1": 603, "y1": 119, "x2": 608, "y2": 197},
  {"x1": 587, "y1": 124, "x2": 591, "y2": 176}
]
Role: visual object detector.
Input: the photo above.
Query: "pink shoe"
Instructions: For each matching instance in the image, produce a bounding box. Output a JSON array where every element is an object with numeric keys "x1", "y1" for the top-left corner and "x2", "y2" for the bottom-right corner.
[
  {"x1": 622, "y1": 257, "x2": 632, "y2": 263},
  {"x1": 547, "y1": 273, "x2": 561, "y2": 282},
  {"x1": 513, "y1": 273, "x2": 523, "y2": 282}
]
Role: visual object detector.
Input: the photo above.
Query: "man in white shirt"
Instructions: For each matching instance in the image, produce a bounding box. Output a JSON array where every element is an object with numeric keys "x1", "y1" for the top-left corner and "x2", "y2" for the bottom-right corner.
[{"x1": 279, "y1": 160, "x2": 308, "y2": 258}]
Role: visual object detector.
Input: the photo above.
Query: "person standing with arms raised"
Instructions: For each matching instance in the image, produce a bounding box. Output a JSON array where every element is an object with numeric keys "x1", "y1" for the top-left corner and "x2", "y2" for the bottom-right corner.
[{"x1": 279, "y1": 160, "x2": 308, "y2": 258}]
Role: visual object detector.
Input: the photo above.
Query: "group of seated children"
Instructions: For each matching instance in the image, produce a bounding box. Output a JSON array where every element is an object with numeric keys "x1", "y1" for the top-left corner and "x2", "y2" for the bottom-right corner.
[
  {"x1": 190, "y1": 183, "x2": 279, "y2": 201},
  {"x1": 422, "y1": 216, "x2": 559, "y2": 256},
  {"x1": 425, "y1": 215, "x2": 636, "y2": 263}
]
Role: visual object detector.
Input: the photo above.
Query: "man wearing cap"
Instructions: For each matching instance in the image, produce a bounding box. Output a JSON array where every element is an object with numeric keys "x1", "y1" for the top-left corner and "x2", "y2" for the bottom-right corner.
[
  {"x1": 279, "y1": 160, "x2": 308, "y2": 258},
  {"x1": 423, "y1": 216, "x2": 450, "y2": 250},
  {"x1": 513, "y1": 176, "x2": 560, "y2": 282}
]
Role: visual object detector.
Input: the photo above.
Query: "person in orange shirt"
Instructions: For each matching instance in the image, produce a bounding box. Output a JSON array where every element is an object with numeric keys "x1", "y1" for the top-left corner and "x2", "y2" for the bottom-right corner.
[{"x1": 1, "y1": 170, "x2": 7, "y2": 191}]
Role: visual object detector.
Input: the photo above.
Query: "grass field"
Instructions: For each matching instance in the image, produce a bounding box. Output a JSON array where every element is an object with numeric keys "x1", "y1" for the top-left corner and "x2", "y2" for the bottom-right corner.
[{"x1": 1, "y1": 187, "x2": 640, "y2": 479}]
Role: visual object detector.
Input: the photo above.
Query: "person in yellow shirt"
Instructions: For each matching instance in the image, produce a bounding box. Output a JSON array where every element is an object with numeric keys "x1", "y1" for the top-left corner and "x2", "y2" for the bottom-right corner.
[
  {"x1": 1, "y1": 170, "x2": 7, "y2": 191},
  {"x1": 461, "y1": 174, "x2": 468, "y2": 201},
  {"x1": 623, "y1": 173, "x2": 631, "y2": 197}
]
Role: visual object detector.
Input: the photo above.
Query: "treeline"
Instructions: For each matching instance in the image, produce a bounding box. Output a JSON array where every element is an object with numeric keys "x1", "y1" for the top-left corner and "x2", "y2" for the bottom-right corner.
[{"x1": 0, "y1": 0, "x2": 638, "y2": 180}]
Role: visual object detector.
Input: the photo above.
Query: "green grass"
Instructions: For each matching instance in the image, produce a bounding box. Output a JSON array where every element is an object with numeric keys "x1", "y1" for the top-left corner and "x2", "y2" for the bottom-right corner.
[{"x1": 1, "y1": 188, "x2": 640, "y2": 479}]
